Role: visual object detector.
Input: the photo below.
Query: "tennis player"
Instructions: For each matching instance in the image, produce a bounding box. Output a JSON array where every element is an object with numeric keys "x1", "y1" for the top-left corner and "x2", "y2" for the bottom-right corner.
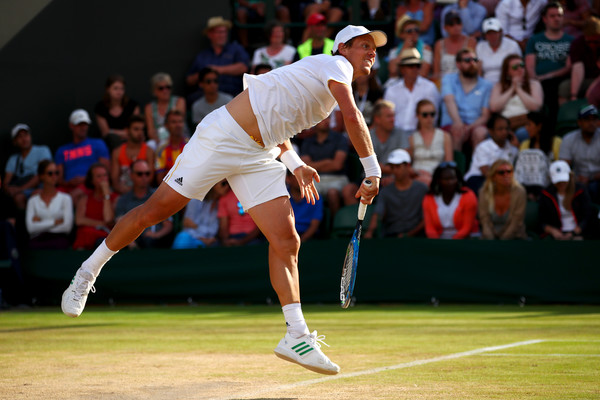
[{"x1": 62, "y1": 25, "x2": 385, "y2": 375}]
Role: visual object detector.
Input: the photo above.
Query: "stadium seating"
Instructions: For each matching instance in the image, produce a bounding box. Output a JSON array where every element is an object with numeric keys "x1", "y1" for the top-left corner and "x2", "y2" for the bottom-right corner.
[
  {"x1": 555, "y1": 99, "x2": 588, "y2": 136},
  {"x1": 330, "y1": 203, "x2": 374, "y2": 238}
]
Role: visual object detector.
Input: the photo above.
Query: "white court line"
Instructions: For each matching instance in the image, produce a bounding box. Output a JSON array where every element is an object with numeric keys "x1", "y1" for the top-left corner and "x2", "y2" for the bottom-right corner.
[
  {"x1": 479, "y1": 353, "x2": 600, "y2": 357},
  {"x1": 216, "y1": 339, "x2": 544, "y2": 400}
]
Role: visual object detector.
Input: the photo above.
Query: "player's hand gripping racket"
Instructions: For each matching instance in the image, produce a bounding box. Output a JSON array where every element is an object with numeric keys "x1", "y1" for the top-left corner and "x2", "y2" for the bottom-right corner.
[{"x1": 340, "y1": 179, "x2": 373, "y2": 308}]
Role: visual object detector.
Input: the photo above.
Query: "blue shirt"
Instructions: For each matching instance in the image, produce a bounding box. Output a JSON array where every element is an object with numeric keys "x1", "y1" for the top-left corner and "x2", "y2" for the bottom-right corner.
[
  {"x1": 5, "y1": 145, "x2": 52, "y2": 178},
  {"x1": 440, "y1": 2, "x2": 487, "y2": 38},
  {"x1": 440, "y1": 73, "x2": 493, "y2": 127},
  {"x1": 188, "y1": 42, "x2": 250, "y2": 97},
  {"x1": 54, "y1": 138, "x2": 109, "y2": 182},
  {"x1": 290, "y1": 195, "x2": 323, "y2": 235}
]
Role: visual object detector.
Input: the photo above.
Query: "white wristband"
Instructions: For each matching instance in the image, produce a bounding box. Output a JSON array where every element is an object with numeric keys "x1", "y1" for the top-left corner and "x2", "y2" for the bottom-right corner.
[
  {"x1": 360, "y1": 154, "x2": 382, "y2": 178},
  {"x1": 281, "y1": 150, "x2": 306, "y2": 173}
]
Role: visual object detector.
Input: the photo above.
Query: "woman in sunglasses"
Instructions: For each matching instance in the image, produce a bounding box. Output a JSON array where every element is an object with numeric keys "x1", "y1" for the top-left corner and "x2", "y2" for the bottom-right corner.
[
  {"x1": 144, "y1": 72, "x2": 187, "y2": 150},
  {"x1": 408, "y1": 99, "x2": 453, "y2": 186},
  {"x1": 478, "y1": 159, "x2": 527, "y2": 239},
  {"x1": 25, "y1": 160, "x2": 73, "y2": 249},
  {"x1": 490, "y1": 54, "x2": 543, "y2": 142},
  {"x1": 422, "y1": 161, "x2": 478, "y2": 239}
]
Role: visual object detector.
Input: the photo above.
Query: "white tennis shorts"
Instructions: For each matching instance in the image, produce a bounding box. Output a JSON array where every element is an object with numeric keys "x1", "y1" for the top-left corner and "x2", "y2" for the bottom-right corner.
[{"x1": 163, "y1": 106, "x2": 288, "y2": 211}]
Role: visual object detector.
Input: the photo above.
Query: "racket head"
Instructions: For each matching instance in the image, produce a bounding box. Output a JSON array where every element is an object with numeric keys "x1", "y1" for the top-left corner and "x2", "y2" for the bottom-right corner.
[{"x1": 340, "y1": 221, "x2": 362, "y2": 308}]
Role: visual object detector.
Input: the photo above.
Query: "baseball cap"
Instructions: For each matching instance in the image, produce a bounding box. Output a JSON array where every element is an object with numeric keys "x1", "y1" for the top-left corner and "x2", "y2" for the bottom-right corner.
[
  {"x1": 332, "y1": 25, "x2": 387, "y2": 54},
  {"x1": 399, "y1": 48, "x2": 422, "y2": 65},
  {"x1": 69, "y1": 109, "x2": 92, "y2": 125},
  {"x1": 11, "y1": 123, "x2": 30, "y2": 139},
  {"x1": 482, "y1": 18, "x2": 503, "y2": 33},
  {"x1": 307, "y1": 13, "x2": 327, "y2": 26},
  {"x1": 387, "y1": 148, "x2": 411, "y2": 165},
  {"x1": 549, "y1": 160, "x2": 571, "y2": 184},
  {"x1": 578, "y1": 104, "x2": 599, "y2": 119}
]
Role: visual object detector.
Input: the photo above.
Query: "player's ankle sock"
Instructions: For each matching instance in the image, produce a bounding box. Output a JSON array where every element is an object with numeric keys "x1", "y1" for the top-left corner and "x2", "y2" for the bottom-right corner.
[
  {"x1": 282, "y1": 303, "x2": 310, "y2": 339},
  {"x1": 80, "y1": 240, "x2": 118, "y2": 278}
]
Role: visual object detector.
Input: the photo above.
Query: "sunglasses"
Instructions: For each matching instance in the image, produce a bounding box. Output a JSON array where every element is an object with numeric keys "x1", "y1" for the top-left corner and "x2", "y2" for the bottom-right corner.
[
  {"x1": 439, "y1": 161, "x2": 457, "y2": 168},
  {"x1": 511, "y1": 62, "x2": 525, "y2": 70},
  {"x1": 45, "y1": 170, "x2": 59, "y2": 176},
  {"x1": 403, "y1": 28, "x2": 419, "y2": 34},
  {"x1": 203, "y1": 79, "x2": 218, "y2": 84},
  {"x1": 446, "y1": 20, "x2": 462, "y2": 26},
  {"x1": 420, "y1": 111, "x2": 436, "y2": 118},
  {"x1": 496, "y1": 169, "x2": 513, "y2": 176},
  {"x1": 157, "y1": 85, "x2": 172, "y2": 91},
  {"x1": 134, "y1": 171, "x2": 151, "y2": 177},
  {"x1": 461, "y1": 57, "x2": 479, "y2": 63},
  {"x1": 401, "y1": 64, "x2": 420, "y2": 68}
]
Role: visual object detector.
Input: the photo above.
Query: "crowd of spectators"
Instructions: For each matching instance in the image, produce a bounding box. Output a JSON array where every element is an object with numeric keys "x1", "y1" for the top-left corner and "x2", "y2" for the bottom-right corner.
[{"x1": 3, "y1": 1, "x2": 600, "y2": 256}]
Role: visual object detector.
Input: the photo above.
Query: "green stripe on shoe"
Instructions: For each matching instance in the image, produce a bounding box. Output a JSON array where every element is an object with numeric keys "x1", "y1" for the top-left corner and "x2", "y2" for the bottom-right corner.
[
  {"x1": 291, "y1": 342, "x2": 306, "y2": 350},
  {"x1": 298, "y1": 347, "x2": 314, "y2": 356}
]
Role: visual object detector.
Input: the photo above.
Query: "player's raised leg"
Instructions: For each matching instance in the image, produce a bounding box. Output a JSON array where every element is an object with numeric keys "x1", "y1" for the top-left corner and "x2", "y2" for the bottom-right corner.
[
  {"x1": 61, "y1": 182, "x2": 190, "y2": 317},
  {"x1": 248, "y1": 196, "x2": 340, "y2": 375}
]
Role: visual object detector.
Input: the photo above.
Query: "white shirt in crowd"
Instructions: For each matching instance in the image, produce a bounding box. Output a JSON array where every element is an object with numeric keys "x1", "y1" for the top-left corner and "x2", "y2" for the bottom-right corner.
[
  {"x1": 383, "y1": 76, "x2": 441, "y2": 132},
  {"x1": 495, "y1": 0, "x2": 548, "y2": 42},
  {"x1": 25, "y1": 192, "x2": 73, "y2": 237},
  {"x1": 464, "y1": 138, "x2": 519, "y2": 180},
  {"x1": 476, "y1": 36, "x2": 522, "y2": 84}
]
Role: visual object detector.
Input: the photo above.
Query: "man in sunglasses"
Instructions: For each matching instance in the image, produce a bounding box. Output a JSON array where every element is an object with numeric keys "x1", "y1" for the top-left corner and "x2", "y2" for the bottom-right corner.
[
  {"x1": 559, "y1": 104, "x2": 600, "y2": 203},
  {"x1": 191, "y1": 67, "x2": 233, "y2": 125},
  {"x1": 114, "y1": 160, "x2": 173, "y2": 249},
  {"x1": 440, "y1": 48, "x2": 493, "y2": 151}
]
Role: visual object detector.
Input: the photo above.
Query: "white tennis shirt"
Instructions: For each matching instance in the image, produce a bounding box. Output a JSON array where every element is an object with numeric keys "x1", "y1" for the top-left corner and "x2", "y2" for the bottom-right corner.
[{"x1": 244, "y1": 54, "x2": 353, "y2": 148}]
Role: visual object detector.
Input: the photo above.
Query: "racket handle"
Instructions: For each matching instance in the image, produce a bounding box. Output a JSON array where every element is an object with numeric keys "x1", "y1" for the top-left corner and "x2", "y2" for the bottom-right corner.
[{"x1": 358, "y1": 179, "x2": 373, "y2": 221}]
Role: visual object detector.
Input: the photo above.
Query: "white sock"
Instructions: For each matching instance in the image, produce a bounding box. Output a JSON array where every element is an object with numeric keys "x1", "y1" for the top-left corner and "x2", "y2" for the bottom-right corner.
[
  {"x1": 282, "y1": 303, "x2": 310, "y2": 339},
  {"x1": 80, "y1": 240, "x2": 118, "y2": 278}
]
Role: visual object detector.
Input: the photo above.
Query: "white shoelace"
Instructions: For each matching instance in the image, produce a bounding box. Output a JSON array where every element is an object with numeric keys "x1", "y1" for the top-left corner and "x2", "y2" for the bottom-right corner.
[
  {"x1": 308, "y1": 331, "x2": 330, "y2": 348},
  {"x1": 72, "y1": 274, "x2": 96, "y2": 301}
]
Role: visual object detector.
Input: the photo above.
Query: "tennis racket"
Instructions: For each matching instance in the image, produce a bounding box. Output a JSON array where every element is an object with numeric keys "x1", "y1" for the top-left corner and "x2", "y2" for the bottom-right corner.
[{"x1": 340, "y1": 179, "x2": 372, "y2": 309}]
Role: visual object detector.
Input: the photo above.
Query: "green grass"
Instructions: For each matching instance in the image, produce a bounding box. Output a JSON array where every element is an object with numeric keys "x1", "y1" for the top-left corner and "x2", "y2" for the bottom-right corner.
[{"x1": 1, "y1": 305, "x2": 599, "y2": 399}]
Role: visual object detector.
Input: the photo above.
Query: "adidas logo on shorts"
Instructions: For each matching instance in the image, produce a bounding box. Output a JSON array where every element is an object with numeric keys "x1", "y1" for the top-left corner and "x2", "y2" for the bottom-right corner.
[{"x1": 174, "y1": 177, "x2": 183, "y2": 186}]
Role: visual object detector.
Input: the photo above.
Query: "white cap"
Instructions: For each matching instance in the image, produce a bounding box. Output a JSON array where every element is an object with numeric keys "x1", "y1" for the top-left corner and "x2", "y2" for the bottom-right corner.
[
  {"x1": 387, "y1": 148, "x2": 411, "y2": 165},
  {"x1": 549, "y1": 160, "x2": 571, "y2": 184},
  {"x1": 482, "y1": 18, "x2": 503, "y2": 33},
  {"x1": 69, "y1": 109, "x2": 92, "y2": 125},
  {"x1": 332, "y1": 25, "x2": 387, "y2": 54},
  {"x1": 11, "y1": 123, "x2": 30, "y2": 139}
]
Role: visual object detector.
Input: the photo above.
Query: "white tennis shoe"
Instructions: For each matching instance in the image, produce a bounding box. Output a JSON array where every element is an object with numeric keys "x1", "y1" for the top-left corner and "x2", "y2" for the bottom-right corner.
[
  {"x1": 274, "y1": 330, "x2": 340, "y2": 375},
  {"x1": 61, "y1": 269, "x2": 96, "y2": 317}
]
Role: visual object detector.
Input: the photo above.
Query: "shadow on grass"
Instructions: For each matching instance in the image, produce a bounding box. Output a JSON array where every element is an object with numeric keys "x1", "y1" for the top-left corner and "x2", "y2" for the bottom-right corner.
[{"x1": 0, "y1": 323, "x2": 115, "y2": 333}]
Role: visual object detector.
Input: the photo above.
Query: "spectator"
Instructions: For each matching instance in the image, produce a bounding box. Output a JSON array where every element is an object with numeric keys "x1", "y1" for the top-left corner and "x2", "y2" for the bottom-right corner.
[
  {"x1": 478, "y1": 159, "x2": 528, "y2": 239},
  {"x1": 368, "y1": 100, "x2": 410, "y2": 186},
  {"x1": 155, "y1": 110, "x2": 188, "y2": 183},
  {"x1": 585, "y1": 51, "x2": 600, "y2": 109},
  {"x1": 465, "y1": 113, "x2": 519, "y2": 193},
  {"x1": 409, "y1": 99, "x2": 453, "y2": 187},
  {"x1": 115, "y1": 160, "x2": 173, "y2": 249},
  {"x1": 384, "y1": 48, "x2": 441, "y2": 136},
  {"x1": 110, "y1": 116, "x2": 155, "y2": 195},
  {"x1": 191, "y1": 68, "x2": 233, "y2": 126},
  {"x1": 252, "y1": 63, "x2": 273, "y2": 75},
  {"x1": 422, "y1": 161, "x2": 479, "y2": 239},
  {"x1": 395, "y1": 0, "x2": 436, "y2": 47},
  {"x1": 349, "y1": 71, "x2": 383, "y2": 127},
  {"x1": 525, "y1": 2, "x2": 573, "y2": 120},
  {"x1": 3, "y1": 123, "x2": 52, "y2": 209},
  {"x1": 299, "y1": 2, "x2": 345, "y2": 42},
  {"x1": 559, "y1": 104, "x2": 600, "y2": 203},
  {"x1": 364, "y1": 149, "x2": 428, "y2": 238},
  {"x1": 440, "y1": 0, "x2": 487, "y2": 40},
  {"x1": 55, "y1": 109, "x2": 110, "y2": 204},
  {"x1": 185, "y1": 16, "x2": 250, "y2": 98},
  {"x1": 477, "y1": 17, "x2": 523, "y2": 85},
  {"x1": 359, "y1": 0, "x2": 389, "y2": 21},
  {"x1": 171, "y1": 180, "x2": 229, "y2": 249},
  {"x1": 300, "y1": 115, "x2": 350, "y2": 215},
  {"x1": 558, "y1": 0, "x2": 591, "y2": 38},
  {"x1": 515, "y1": 111, "x2": 562, "y2": 198},
  {"x1": 433, "y1": 11, "x2": 478, "y2": 83},
  {"x1": 286, "y1": 171, "x2": 323, "y2": 242},
  {"x1": 563, "y1": 16, "x2": 600, "y2": 103},
  {"x1": 251, "y1": 21, "x2": 297, "y2": 69},
  {"x1": 235, "y1": 1, "x2": 290, "y2": 49},
  {"x1": 387, "y1": 16, "x2": 433, "y2": 81},
  {"x1": 72, "y1": 163, "x2": 117, "y2": 250},
  {"x1": 94, "y1": 74, "x2": 140, "y2": 151},
  {"x1": 539, "y1": 160, "x2": 599, "y2": 239},
  {"x1": 495, "y1": 0, "x2": 548, "y2": 51},
  {"x1": 25, "y1": 160, "x2": 73, "y2": 249},
  {"x1": 489, "y1": 54, "x2": 544, "y2": 142},
  {"x1": 217, "y1": 187, "x2": 262, "y2": 246},
  {"x1": 144, "y1": 72, "x2": 187, "y2": 150},
  {"x1": 440, "y1": 48, "x2": 493, "y2": 151},
  {"x1": 296, "y1": 13, "x2": 335, "y2": 59}
]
